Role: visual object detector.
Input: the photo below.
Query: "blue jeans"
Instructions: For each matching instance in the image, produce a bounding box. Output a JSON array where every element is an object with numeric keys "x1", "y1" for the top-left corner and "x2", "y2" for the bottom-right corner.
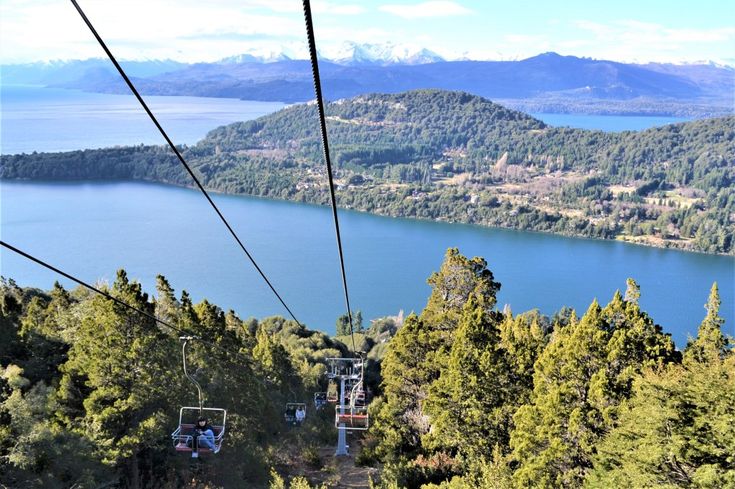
[{"x1": 197, "y1": 429, "x2": 215, "y2": 450}]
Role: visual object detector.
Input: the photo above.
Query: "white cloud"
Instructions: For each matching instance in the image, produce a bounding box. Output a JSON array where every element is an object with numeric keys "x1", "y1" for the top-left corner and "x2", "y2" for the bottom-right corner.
[
  {"x1": 0, "y1": 0, "x2": 306, "y2": 63},
  {"x1": 0, "y1": 0, "x2": 374, "y2": 64},
  {"x1": 379, "y1": 1, "x2": 471, "y2": 19},
  {"x1": 570, "y1": 19, "x2": 735, "y2": 63},
  {"x1": 504, "y1": 34, "x2": 544, "y2": 44},
  {"x1": 313, "y1": 1, "x2": 366, "y2": 15}
]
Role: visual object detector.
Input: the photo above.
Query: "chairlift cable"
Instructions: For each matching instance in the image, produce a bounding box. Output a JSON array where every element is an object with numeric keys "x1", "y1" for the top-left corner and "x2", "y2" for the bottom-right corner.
[
  {"x1": 69, "y1": 0, "x2": 303, "y2": 327},
  {"x1": 301, "y1": 0, "x2": 358, "y2": 354}
]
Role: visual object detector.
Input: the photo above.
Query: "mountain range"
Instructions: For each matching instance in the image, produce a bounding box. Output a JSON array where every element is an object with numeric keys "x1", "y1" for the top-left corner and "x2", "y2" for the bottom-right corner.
[{"x1": 2, "y1": 47, "x2": 733, "y2": 117}]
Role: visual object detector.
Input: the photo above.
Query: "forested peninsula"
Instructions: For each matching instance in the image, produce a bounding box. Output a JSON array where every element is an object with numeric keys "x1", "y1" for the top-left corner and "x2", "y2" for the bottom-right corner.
[
  {"x1": 1, "y1": 249, "x2": 732, "y2": 488},
  {"x1": 2, "y1": 90, "x2": 733, "y2": 254}
]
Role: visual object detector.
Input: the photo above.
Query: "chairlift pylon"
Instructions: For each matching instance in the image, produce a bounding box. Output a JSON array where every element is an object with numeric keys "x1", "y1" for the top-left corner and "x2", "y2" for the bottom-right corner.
[{"x1": 327, "y1": 357, "x2": 370, "y2": 434}]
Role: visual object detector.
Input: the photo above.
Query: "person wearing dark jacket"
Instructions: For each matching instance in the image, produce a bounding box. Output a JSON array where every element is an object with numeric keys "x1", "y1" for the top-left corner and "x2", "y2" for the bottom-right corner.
[{"x1": 192, "y1": 417, "x2": 215, "y2": 456}]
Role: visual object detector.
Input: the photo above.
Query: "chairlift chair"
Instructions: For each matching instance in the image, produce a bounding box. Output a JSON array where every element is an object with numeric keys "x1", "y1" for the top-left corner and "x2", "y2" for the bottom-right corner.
[
  {"x1": 285, "y1": 402, "x2": 307, "y2": 426},
  {"x1": 326, "y1": 379, "x2": 339, "y2": 403},
  {"x1": 171, "y1": 337, "x2": 227, "y2": 457},
  {"x1": 172, "y1": 406, "x2": 227, "y2": 454},
  {"x1": 314, "y1": 392, "x2": 328, "y2": 409},
  {"x1": 334, "y1": 381, "x2": 369, "y2": 430}
]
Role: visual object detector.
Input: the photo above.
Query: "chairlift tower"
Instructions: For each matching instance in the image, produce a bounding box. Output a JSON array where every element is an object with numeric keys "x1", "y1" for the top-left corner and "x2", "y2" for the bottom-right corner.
[{"x1": 326, "y1": 357, "x2": 365, "y2": 456}]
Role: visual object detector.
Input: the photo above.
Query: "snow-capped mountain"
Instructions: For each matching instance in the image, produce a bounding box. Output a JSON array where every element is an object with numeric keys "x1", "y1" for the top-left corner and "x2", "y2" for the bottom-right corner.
[
  {"x1": 216, "y1": 42, "x2": 445, "y2": 66},
  {"x1": 324, "y1": 42, "x2": 445, "y2": 66},
  {"x1": 218, "y1": 51, "x2": 292, "y2": 64}
]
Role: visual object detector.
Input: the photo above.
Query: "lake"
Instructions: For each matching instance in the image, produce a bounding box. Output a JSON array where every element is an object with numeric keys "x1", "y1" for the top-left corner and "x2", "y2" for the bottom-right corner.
[
  {"x1": 531, "y1": 113, "x2": 690, "y2": 131},
  {"x1": 0, "y1": 85, "x2": 284, "y2": 154},
  {"x1": 1, "y1": 180, "x2": 732, "y2": 346}
]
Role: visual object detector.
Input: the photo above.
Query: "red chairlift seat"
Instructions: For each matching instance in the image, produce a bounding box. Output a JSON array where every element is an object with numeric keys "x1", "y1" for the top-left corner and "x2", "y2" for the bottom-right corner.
[
  {"x1": 334, "y1": 381, "x2": 369, "y2": 431},
  {"x1": 335, "y1": 406, "x2": 369, "y2": 430}
]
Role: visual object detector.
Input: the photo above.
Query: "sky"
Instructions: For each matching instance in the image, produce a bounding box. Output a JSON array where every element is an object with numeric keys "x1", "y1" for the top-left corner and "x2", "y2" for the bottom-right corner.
[{"x1": 1, "y1": 0, "x2": 734, "y2": 65}]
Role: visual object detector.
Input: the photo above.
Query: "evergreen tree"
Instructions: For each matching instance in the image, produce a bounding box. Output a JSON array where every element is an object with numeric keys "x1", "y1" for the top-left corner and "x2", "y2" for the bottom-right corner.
[
  {"x1": 336, "y1": 313, "x2": 351, "y2": 337},
  {"x1": 511, "y1": 282, "x2": 677, "y2": 488},
  {"x1": 685, "y1": 283, "x2": 729, "y2": 364},
  {"x1": 511, "y1": 300, "x2": 609, "y2": 488},
  {"x1": 153, "y1": 275, "x2": 180, "y2": 331},
  {"x1": 421, "y1": 248, "x2": 501, "y2": 333},
  {"x1": 587, "y1": 285, "x2": 734, "y2": 487},
  {"x1": 498, "y1": 309, "x2": 549, "y2": 404},
  {"x1": 372, "y1": 314, "x2": 438, "y2": 460},
  {"x1": 253, "y1": 324, "x2": 297, "y2": 391},
  {"x1": 56, "y1": 270, "x2": 176, "y2": 488},
  {"x1": 423, "y1": 297, "x2": 513, "y2": 466},
  {"x1": 371, "y1": 248, "x2": 502, "y2": 487}
]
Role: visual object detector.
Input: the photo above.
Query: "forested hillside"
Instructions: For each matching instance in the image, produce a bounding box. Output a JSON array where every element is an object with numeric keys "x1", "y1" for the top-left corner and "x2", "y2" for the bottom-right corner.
[
  {"x1": 1, "y1": 249, "x2": 731, "y2": 488},
  {"x1": 2, "y1": 90, "x2": 733, "y2": 254}
]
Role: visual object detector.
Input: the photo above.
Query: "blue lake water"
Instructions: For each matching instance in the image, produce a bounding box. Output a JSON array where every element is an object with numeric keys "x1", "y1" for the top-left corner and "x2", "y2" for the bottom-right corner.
[
  {"x1": 1, "y1": 181, "x2": 732, "y2": 347},
  {"x1": 531, "y1": 113, "x2": 690, "y2": 131},
  {"x1": 0, "y1": 85, "x2": 284, "y2": 154}
]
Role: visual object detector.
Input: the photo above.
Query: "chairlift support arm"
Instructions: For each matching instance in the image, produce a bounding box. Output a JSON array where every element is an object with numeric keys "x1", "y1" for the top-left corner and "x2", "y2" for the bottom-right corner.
[{"x1": 180, "y1": 336, "x2": 204, "y2": 415}]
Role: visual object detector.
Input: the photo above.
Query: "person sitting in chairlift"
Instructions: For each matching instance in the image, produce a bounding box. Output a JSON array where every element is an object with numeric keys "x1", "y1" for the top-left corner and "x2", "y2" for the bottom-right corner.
[
  {"x1": 295, "y1": 406, "x2": 306, "y2": 424},
  {"x1": 194, "y1": 417, "x2": 215, "y2": 452}
]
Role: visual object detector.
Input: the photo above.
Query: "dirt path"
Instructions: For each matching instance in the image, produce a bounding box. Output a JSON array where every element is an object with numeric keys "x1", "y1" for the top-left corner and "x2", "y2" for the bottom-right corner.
[{"x1": 287, "y1": 445, "x2": 380, "y2": 488}]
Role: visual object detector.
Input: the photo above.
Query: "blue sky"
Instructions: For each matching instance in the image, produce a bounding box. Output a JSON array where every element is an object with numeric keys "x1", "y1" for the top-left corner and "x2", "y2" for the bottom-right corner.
[{"x1": 1, "y1": 0, "x2": 733, "y2": 64}]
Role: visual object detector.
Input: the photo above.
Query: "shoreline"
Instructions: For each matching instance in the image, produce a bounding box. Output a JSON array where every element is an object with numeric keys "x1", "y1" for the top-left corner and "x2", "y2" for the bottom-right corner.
[{"x1": 3, "y1": 176, "x2": 731, "y2": 258}]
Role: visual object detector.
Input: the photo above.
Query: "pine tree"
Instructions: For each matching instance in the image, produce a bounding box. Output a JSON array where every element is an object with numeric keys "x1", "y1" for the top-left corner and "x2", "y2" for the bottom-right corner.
[
  {"x1": 253, "y1": 324, "x2": 297, "y2": 390},
  {"x1": 685, "y1": 283, "x2": 729, "y2": 364},
  {"x1": 371, "y1": 249, "x2": 502, "y2": 486},
  {"x1": 498, "y1": 309, "x2": 549, "y2": 404},
  {"x1": 153, "y1": 275, "x2": 180, "y2": 331},
  {"x1": 511, "y1": 300, "x2": 609, "y2": 488},
  {"x1": 373, "y1": 314, "x2": 438, "y2": 461},
  {"x1": 421, "y1": 248, "x2": 501, "y2": 333}
]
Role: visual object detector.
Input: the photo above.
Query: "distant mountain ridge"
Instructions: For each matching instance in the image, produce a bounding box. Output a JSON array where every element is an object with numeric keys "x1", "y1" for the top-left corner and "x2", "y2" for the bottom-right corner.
[
  {"x1": 0, "y1": 58, "x2": 186, "y2": 85},
  {"x1": 326, "y1": 41, "x2": 445, "y2": 66},
  {"x1": 2, "y1": 50, "x2": 732, "y2": 117}
]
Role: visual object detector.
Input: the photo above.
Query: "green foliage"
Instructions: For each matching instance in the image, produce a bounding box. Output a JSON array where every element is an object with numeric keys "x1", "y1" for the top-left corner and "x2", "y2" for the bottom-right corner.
[
  {"x1": 510, "y1": 285, "x2": 678, "y2": 488},
  {"x1": 336, "y1": 310, "x2": 363, "y2": 336},
  {"x1": 0, "y1": 247, "x2": 729, "y2": 488},
  {"x1": 423, "y1": 298, "x2": 513, "y2": 464},
  {"x1": 0, "y1": 272, "x2": 347, "y2": 488},
  {"x1": 587, "y1": 290, "x2": 735, "y2": 488},
  {"x1": 253, "y1": 323, "x2": 298, "y2": 390},
  {"x1": 371, "y1": 249, "x2": 502, "y2": 486},
  {"x1": 685, "y1": 283, "x2": 729, "y2": 364}
]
